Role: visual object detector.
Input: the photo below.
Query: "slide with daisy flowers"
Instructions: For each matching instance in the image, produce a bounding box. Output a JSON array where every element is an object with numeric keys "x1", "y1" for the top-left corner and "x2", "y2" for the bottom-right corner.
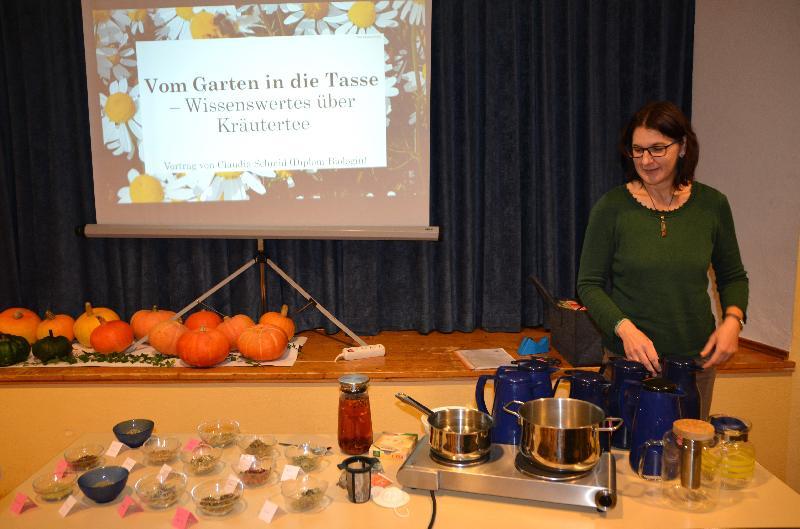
[{"x1": 81, "y1": 1, "x2": 431, "y2": 230}]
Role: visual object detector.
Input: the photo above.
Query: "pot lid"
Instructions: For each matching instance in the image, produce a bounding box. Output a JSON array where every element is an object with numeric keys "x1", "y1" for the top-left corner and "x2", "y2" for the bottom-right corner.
[
  {"x1": 709, "y1": 414, "x2": 751, "y2": 441},
  {"x1": 567, "y1": 370, "x2": 607, "y2": 383},
  {"x1": 611, "y1": 358, "x2": 648, "y2": 373},
  {"x1": 661, "y1": 356, "x2": 701, "y2": 370},
  {"x1": 497, "y1": 367, "x2": 532, "y2": 382},
  {"x1": 515, "y1": 357, "x2": 558, "y2": 372},
  {"x1": 642, "y1": 377, "x2": 678, "y2": 392}
]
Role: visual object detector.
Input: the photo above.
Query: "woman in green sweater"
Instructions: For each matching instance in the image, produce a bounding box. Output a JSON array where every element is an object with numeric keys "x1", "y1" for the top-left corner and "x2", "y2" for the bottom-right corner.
[{"x1": 577, "y1": 101, "x2": 748, "y2": 418}]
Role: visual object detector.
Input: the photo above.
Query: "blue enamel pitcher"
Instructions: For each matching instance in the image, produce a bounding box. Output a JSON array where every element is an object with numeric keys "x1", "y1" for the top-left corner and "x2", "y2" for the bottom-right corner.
[
  {"x1": 605, "y1": 358, "x2": 649, "y2": 449},
  {"x1": 661, "y1": 356, "x2": 702, "y2": 420},
  {"x1": 475, "y1": 365, "x2": 551, "y2": 445},
  {"x1": 628, "y1": 377, "x2": 684, "y2": 477}
]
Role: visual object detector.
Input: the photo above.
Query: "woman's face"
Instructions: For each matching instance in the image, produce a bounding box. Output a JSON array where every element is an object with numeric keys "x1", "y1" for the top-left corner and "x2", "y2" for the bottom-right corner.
[{"x1": 631, "y1": 126, "x2": 684, "y2": 188}]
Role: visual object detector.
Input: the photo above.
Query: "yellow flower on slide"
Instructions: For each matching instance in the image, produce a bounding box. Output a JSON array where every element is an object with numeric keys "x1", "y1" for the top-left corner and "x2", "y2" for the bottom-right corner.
[{"x1": 100, "y1": 79, "x2": 141, "y2": 160}]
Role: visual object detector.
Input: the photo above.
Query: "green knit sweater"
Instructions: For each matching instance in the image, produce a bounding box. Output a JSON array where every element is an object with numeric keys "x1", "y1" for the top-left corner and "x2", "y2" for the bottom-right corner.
[{"x1": 576, "y1": 182, "x2": 748, "y2": 358}]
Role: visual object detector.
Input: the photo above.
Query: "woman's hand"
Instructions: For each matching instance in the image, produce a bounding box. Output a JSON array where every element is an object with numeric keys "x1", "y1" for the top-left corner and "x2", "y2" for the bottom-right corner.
[
  {"x1": 616, "y1": 319, "x2": 660, "y2": 375},
  {"x1": 700, "y1": 317, "x2": 741, "y2": 368}
]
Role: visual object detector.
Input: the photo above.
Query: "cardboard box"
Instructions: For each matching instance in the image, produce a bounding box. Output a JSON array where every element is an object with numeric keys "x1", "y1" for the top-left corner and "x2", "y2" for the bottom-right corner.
[
  {"x1": 369, "y1": 433, "x2": 418, "y2": 461},
  {"x1": 529, "y1": 276, "x2": 603, "y2": 367}
]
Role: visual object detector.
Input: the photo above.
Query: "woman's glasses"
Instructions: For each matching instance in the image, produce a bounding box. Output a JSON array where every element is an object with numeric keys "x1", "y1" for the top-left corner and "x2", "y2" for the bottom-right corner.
[{"x1": 628, "y1": 140, "x2": 681, "y2": 158}]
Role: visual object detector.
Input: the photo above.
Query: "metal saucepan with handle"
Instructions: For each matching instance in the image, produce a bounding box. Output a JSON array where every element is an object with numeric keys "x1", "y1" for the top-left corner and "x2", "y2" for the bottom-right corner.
[
  {"x1": 395, "y1": 392, "x2": 493, "y2": 462},
  {"x1": 503, "y1": 397, "x2": 623, "y2": 472}
]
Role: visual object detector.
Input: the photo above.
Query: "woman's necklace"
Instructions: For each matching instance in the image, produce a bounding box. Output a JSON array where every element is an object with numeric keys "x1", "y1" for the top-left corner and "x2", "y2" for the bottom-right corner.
[{"x1": 642, "y1": 184, "x2": 676, "y2": 238}]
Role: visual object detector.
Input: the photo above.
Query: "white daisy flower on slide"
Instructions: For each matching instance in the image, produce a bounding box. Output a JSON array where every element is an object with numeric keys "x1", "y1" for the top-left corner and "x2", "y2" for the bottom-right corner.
[
  {"x1": 93, "y1": 9, "x2": 129, "y2": 45},
  {"x1": 200, "y1": 171, "x2": 268, "y2": 201},
  {"x1": 280, "y1": 2, "x2": 344, "y2": 35},
  {"x1": 96, "y1": 35, "x2": 136, "y2": 83},
  {"x1": 331, "y1": 1, "x2": 398, "y2": 35},
  {"x1": 151, "y1": 6, "x2": 236, "y2": 40},
  {"x1": 100, "y1": 79, "x2": 142, "y2": 160},
  {"x1": 392, "y1": 0, "x2": 425, "y2": 26},
  {"x1": 127, "y1": 9, "x2": 148, "y2": 34},
  {"x1": 117, "y1": 169, "x2": 167, "y2": 203}
]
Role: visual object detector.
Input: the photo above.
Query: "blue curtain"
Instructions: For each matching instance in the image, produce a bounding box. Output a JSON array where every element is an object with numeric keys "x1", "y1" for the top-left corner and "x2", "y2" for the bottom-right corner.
[{"x1": 0, "y1": 0, "x2": 694, "y2": 335}]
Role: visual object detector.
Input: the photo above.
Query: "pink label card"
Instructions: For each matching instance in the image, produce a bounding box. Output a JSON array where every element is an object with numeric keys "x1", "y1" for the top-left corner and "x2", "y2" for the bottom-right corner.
[
  {"x1": 182, "y1": 438, "x2": 201, "y2": 452},
  {"x1": 10, "y1": 492, "x2": 36, "y2": 515},
  {"x1": 117, "y1": 495, "x2": 142, "y2": 518},
  {"x1": 237, "y1": 454, "x2": 256, "y2": 473},
  {"x1": 54, "y1": 459, "x2": 69, "y2": 478},
  {"x1": 172, "y1": 507, "x2": 198, "y2": 529}
]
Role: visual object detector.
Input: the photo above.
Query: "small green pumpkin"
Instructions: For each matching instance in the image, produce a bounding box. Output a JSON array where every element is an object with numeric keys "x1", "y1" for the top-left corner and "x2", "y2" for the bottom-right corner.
[
  {"x1": 0, "y1": 333, "x2": 31, "y2": 366},
  {"x1": 32, "y1": 330, "x2": 73, "y2": 363}
]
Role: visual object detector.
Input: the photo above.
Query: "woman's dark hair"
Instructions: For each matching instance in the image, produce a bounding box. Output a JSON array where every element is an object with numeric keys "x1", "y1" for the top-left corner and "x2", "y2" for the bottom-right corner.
[{"x1": 619, "y1": 101, "x2": 699, "y2": 188}]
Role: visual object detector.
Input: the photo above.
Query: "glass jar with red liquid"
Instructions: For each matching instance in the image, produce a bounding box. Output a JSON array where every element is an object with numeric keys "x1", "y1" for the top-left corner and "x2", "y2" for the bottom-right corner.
[{"x1": 338, "y1": 374, "x2": 373, "y2": 455}]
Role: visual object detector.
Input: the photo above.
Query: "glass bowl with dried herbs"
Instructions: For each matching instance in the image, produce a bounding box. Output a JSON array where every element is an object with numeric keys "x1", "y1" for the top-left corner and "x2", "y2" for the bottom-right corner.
[
  {"x1": 179, "y1": 443, "x2": 223, "y2": 475},
  {"x1": 191, "y1": 477, "x2": 244, "y2": 516},
  {"x1": 236, "y1": 434, "x2": 278, "y2": 459},
  {"x1": 32, "y1": 472, "x2": 76, "y2": 502},
  {"x1": 232, "y1": 452, "x2": 278, "y2": 488},
  {"x1": 280, "y1": 474, "x2": 329, "y2": 513},
  {"x1": 197, "y1": 419, "x2": 240, "y2": 448},
  {"x1": 283, "y1": 442, "x2": 326, "y2": 473},
  {"x1": 64, "y1": 443, "x2": 104, "y2": 472},
  {"x1": 142, "y1": 436, "x2": 181, "y2": 466},
  {"x1": 134, "y1": 471, "x2": 187, "y2": 509}
]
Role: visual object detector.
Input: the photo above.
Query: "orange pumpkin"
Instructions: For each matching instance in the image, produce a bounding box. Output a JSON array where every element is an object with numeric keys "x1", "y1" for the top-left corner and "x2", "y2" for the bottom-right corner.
[
  {"x1": 185, "y1": 310, "x2": 222, "y2": 331},
  {"x1": 74, "y1": 302, "x2": 120, "y2": 347},
  {"x1": 258, "y1": 305, "x2": 295, "y2": 340},
  {"x1": 216, "y1": 314, "x2": 256, "y2": 350},
  {"x1": 237, "y1": 324, "x2": 289, "y2": 362},
  {"x1": 36, "y1": 311, "x2": 75, "y2": 341},
  {"x1": 148, "y1": 319, "x2": 187, "y2": 356},
  {"x1": 0, "y1": 308, "x2": 41, "y2": 345},
  {"x1": 177, "y1": 326, "x2": 229, "y2": 367},
  {"x1": 90, "y1": 317, "x2": 134, "y2": 354},
  {"x1": 130, "y1": 305, "x2": 176, "y2": 339}
]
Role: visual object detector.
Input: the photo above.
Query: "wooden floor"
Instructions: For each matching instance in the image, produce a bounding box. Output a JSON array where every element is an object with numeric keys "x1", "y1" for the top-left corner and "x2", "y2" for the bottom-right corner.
[{"x1": 0, "y1": 328, "x2": 791, "y2": 384}]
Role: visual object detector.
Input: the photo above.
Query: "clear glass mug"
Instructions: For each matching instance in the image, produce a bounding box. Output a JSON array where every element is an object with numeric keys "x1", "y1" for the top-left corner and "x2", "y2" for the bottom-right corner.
[{"x1": 637, "y1": 418, "x2": 721, "y2": 512}]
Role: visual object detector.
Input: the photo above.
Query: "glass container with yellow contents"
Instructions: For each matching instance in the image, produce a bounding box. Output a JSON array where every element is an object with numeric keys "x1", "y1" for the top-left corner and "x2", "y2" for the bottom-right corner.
[{"x1": 707, "y1": 414, "x2": 756, "y2": 489}]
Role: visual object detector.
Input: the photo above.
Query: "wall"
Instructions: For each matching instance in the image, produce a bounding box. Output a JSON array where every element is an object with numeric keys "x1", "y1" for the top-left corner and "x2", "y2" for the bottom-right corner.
[
  {"x1": 692, "y1": 0, "x2": 800, "y2": 349},
  {"x1": 692, "y1": 0, "x2": 800, "y2": 491}
]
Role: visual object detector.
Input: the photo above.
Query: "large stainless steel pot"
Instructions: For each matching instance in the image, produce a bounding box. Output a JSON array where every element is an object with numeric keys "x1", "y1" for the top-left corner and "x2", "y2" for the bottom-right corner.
[
  {"x1": 503, "y1": 398, "x2": 622, "y2": 472},
  {"x1": 396, "y1": 393, "x2": 493, "y2": 462}
]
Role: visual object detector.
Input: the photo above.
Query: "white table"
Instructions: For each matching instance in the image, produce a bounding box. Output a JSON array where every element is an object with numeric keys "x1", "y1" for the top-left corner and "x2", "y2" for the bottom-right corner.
[{"x1": 2, "y1": 433, "x2": 800, "y2": 528}]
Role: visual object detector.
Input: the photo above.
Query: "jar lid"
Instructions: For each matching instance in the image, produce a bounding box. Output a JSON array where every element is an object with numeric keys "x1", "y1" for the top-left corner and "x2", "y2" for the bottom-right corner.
[
  {"x1": 339, "y1": 374, "x2": 370, "y2": 393},
  {"x1": 673, "y1": 419, "x2": 715, "y2": 441},
  {"x1": 709, "y1": 414, "x2": 751, "y2": 441}
]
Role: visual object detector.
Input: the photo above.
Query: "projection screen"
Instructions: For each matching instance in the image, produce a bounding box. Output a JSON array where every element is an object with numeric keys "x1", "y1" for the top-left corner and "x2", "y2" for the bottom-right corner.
[{"x1": 79, "y1": 1, "x2": 435, "y2": 239}]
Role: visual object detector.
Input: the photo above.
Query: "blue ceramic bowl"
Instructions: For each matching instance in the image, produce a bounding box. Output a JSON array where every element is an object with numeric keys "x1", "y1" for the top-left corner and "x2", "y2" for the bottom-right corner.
[
  {"x1": 77, "y1": 466, "x2": 129, "y2": 503},
  {"x1": 113, "y1": 419, "x2": 154, "y2": 448}
]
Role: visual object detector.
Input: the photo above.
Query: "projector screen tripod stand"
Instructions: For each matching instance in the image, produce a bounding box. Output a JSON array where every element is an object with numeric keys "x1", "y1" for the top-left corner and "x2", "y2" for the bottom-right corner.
[{"x1": 131, "y1": 238, "x2": 369, "y2": 351}]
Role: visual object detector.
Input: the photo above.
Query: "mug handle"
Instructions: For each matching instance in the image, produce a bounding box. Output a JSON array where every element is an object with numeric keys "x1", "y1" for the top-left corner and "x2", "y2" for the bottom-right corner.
[
  {"x1": 637, "y1": 440, "x2": 664, "y2": 481},
  {"x1": 475, "y1": 374, "x2": 494, "y2": 414},
  {"x1": 552, "y1": 375, "x2": 571, "y2": 396}
]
